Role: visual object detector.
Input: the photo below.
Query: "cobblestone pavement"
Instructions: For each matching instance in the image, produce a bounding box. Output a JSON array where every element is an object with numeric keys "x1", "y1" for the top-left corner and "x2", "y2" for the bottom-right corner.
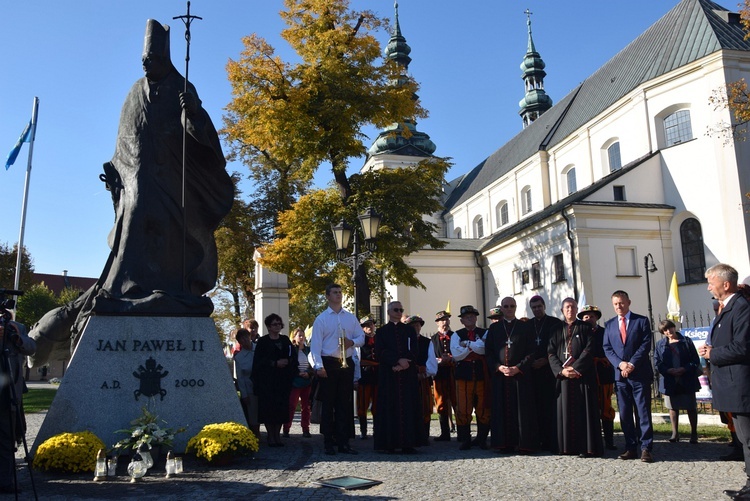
[{"x1": 12, "y1": 411, "x2": 746, "y2": 500}]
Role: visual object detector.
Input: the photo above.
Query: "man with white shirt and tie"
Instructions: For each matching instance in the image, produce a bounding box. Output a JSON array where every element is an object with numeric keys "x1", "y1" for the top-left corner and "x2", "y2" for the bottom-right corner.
[
  {"x1": 310, "y1": 284, "x2": 365, "y2": 456},
  {"x1": 603, "y1": 290, "x2": 654, "y2": 463}
]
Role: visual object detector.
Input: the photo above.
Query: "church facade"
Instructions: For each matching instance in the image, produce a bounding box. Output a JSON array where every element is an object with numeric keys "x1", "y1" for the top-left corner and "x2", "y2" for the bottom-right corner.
[{"x1": 365, "y1": 0, "x2": 750, "y2": 323}]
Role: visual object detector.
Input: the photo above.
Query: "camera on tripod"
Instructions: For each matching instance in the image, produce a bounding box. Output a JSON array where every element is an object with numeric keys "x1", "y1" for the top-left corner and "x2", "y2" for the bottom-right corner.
[{"x1": 0, "y1": 288, "x2": 24, "y2": 341}]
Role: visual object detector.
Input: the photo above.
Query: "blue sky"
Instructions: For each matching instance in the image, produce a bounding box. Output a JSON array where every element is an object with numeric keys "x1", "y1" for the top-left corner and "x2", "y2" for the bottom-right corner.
[{"x1": 0, "y1": 0, "x2": 681, "y2": 280}]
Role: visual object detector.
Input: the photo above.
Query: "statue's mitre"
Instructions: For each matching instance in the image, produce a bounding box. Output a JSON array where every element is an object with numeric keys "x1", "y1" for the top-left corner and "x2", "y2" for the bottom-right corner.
[{"x1": 143, "y1": 19, "x2": 170, "y2": 58}]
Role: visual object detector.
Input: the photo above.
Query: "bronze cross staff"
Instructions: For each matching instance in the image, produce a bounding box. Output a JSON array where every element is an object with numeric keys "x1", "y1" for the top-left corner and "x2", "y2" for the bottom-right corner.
[{"x1": 173, "y1": 1, "x2": 202, "y2": 292}]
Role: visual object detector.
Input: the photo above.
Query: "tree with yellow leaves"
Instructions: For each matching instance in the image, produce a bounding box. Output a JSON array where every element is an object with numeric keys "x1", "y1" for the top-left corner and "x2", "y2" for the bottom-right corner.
[{"x1": 222, "y1": 0, "x2": 450, "y2": 318}]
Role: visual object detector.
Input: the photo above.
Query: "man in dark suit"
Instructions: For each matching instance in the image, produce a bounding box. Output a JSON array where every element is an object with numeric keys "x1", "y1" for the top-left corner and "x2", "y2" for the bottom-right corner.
[
  {"x1": 698, "y1": 264, "x2": 750, "y2": 500},
  {"x1": 603, "y1": 290, "x2": 654, "y2": 463}
]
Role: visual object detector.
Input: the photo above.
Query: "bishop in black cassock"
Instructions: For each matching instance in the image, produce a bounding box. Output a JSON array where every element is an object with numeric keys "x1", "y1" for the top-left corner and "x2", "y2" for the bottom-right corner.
[
  {"x1": 485, "y1": 298, "x2": 537, "y2": 453},
  {"x1": 548, "y1": 298, "x2": 603, "y2": 457}
]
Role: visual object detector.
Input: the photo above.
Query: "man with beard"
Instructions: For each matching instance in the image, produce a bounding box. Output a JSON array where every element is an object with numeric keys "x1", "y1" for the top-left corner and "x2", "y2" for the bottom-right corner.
[
  {"x1": 578, "y1": 305, "x2": 617, "y2": 450},
  {"x1": 529, "y1": 295, "x2": 563, "y2": 452},
  {"x1": 548, "y1": 298, "x2": 602, "y2": 457}
]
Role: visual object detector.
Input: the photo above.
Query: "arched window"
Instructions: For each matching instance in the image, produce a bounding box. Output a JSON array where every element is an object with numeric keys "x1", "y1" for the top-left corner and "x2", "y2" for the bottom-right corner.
[
  {"x1": 521, "y1": 186, "x2": 532, "y2": 214},
  {"x1": 565, "y1": 167, "x2": 577, "y2": 195},
  {"x1": 664, "y1": 110, "x2": 693, "y2": 146},
  {"x1": 473, "y1": 215, "x2": 484, "y2": 238},
  {"x1": 454, "y1": 227, "x2": 462, "y2": 239},
  {"x1": 680, "y1": 218, "x2": 705, "y2": 283},
  {"x1": 608, "y1": 142, "x2": 622, "y2": 172},
  {"x1": 496, "y1": 201, "x2": 509, "y2": 227}
]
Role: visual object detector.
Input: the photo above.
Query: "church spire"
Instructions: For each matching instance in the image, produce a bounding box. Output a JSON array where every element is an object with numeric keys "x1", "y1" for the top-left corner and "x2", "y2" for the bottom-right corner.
[
  {"x1": 518, "y1": 9, "x2": 552, "y2": 128},
  {"x1": 367, "y1": 1, "x2": 436, "y2": 160},
  {"x1": 385, "y1": 1, "x2": 412, "y2": 70}
]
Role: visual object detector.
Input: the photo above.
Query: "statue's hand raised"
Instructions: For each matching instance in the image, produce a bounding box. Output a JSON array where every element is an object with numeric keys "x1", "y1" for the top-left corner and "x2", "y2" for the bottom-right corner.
[{"x1": 179, "y1": 91, "x2": 199, "y2": 117}]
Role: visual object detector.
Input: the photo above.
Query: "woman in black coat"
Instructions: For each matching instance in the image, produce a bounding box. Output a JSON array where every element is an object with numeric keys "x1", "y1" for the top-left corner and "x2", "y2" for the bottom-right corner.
[
  {"x1": 655, "y1": 319, "x2": 701, "y2": 443},
  {"x1": 251, "y1": 313, "x2": 298, "y2": 447}
]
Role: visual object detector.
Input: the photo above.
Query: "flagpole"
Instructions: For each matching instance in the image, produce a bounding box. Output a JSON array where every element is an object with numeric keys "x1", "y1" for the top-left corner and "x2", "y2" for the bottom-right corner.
[{"x1": 13, "y1": 96, "x2": 39, "y2": 292}]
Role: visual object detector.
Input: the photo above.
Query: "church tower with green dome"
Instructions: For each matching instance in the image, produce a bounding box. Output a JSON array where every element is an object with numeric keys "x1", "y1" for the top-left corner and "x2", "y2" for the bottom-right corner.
[
  {"x1": 362, "y1": 1, "x2": 436, "y2": 172},
  {"x1": 519, "y1": 9, "x2": 552, "y2": 128}
]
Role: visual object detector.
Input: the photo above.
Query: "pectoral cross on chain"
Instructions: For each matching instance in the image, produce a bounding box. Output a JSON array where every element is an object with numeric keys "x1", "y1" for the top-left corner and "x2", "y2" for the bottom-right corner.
[
  {"x1": 506, "y1": 337, "x2": 513, "y2": 348},
  {"x1": 563, "y1": 346, "x2": 570, "y2": 359},
  {"x1": 534, "y1": 335, "x2": 541, "y2": 346}
]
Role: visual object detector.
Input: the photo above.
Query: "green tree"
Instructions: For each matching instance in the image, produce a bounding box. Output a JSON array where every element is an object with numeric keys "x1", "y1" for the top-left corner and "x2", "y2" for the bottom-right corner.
[
  {"x1": 15, "y1": 282, "x2": 58, "y2": 327},
  {"x1": 0, "y1": 242, "x2": 34, "y2": 292}
]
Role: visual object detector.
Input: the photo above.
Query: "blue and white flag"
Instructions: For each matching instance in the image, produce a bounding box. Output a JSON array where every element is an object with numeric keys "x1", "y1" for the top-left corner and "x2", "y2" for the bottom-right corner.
[{"x1": 5, "y1": 120, "x2": 32, "y2": 170}]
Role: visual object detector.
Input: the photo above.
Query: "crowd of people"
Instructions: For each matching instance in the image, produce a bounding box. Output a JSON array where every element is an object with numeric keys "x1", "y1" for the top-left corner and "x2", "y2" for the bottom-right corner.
[{"x1": 231, "y1": 264, "x2": 750, "y2": 499}]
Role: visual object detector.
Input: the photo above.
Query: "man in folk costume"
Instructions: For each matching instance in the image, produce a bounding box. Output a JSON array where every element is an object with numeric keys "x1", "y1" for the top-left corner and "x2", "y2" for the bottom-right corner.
[
  {"x1": 529, "y1": 295, "x2": 563, "y2": 452},
  {"x1": 405, "y1": 315, "x2": 438, "y2": 445},
  {"x1": 485, "y1": 297, "x2": 537, "y2": 453},
  {"x1": 487, "y1": 306, "x2": 503, "y2": 323},
  {"x1": 431, "y1": 310, "x2": 455, "y2": 441},
  {"x1": 548, "y1": 298, "x2": 603, "y2": 457},
  {"x1": 450, "y1": 305, "x2": 491, "y2": 450},
  {"x1": 356, "y1": 316, "x2": 378, "y2": 440},
  {"x1": 578, "y1": 304, "x2": 617, "y2": 451},
  {"x1": 373, "y1": 301, "x2": 421, "y2": 454}
]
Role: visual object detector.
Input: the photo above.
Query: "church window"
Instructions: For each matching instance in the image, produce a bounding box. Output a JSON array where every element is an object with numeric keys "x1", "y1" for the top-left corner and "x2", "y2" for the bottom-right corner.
[
  {"x1": 553, "y1": 253, "x2": 565, "y2": 282},
  {"x1": 531, "y1": 262, "x2": 542, "y2": 289},
  {"x1": 566, "y1": 167, "x2": 577, "y2": 195},
  {"x1": 522, "y1": 186, "x2": 532, "y2": 214},
  {"x1": 608, "y1": 142, "x2": 622, "y2": 172},
  {"x1": 664, "y1": 110, "x2": 693, "y2": 146},
  {"x1": 680, "y1": 218, "x2": 706, "y2": 283},
  {"x1": 613, "y1": 185, "x2": 626, "y2": 201},
  {"x1": 454, "y1": 228, "x2": 462, "y2": 239},
  {"x1": 473, "y1": 216, "x2": 484, "y2": 238},
  {"x1": 615, "y1": 246, "x2": 637, "y2": 276},
  {"x1": 496, "y1": 201, "x2": 509, "y2": 227}
]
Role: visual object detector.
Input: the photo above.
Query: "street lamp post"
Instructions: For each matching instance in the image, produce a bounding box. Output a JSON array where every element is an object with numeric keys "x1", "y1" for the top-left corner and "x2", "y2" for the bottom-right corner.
[
  {"x1": 331, "y1": 207, "x2": 381, "y2": 319},
  {"x1": 644, "y1": 252, "x2": 658, "y2": 395},
  {"x1": 644, "y1": 253, "x2": 658, "y2": 331}
]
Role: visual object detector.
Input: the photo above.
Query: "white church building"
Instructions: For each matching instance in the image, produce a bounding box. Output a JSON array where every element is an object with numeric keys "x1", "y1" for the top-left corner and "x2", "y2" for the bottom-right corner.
[{"x1": 363, "y1": 0, "x2": 750, "y2": 324}]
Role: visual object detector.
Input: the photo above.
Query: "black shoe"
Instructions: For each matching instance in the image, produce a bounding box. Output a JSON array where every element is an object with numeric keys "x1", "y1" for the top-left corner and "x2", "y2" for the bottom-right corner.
[
  {"x1": 668, "y1": 436, "x2": 679, "y2": 443},
  {"x1": 324, "y1": 446, "x2": 336, "y2": 455},
  {"x1": 458, "y1": 440, "x2": 472, "y2": 451},
  {"x1": 360, "y1": 433, "x2": 368, "y2": 440},
  {"x1": 302, "y1": 431, "x2": 312, "y2": 438},
  {"x1": 338, "y1": 445, "x2": 358, "y2": 455},
  {"x1": 283, "y1": 430, "x2": 290, "y2": 438},
  {"x1": 402, "y1": 447, "x2": 418, "y2": 454},
  {"x1": 723, "y1": 486, "x2": 750, "y2": 499}
]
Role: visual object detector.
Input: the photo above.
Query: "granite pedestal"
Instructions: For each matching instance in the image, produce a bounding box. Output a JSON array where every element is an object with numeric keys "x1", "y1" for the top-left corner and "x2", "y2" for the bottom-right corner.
[{"x1": 31, "y1": 316, "x2": 246, "y2": 454}]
